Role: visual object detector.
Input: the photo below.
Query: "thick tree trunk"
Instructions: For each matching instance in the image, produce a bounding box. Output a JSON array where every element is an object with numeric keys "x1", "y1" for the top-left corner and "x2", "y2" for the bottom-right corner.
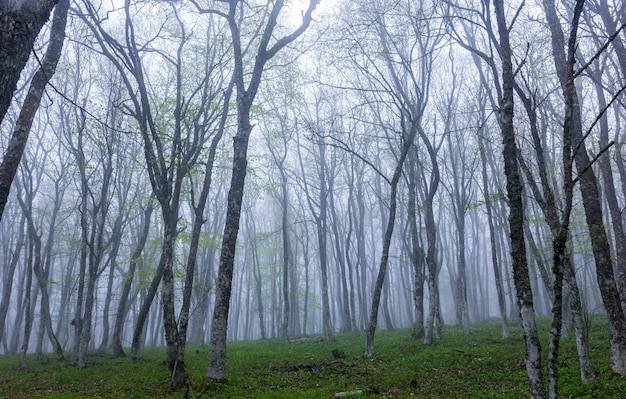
[
  {"x1": 0, "y1": 0, "x2": 58, "y2": 128},
  {"x1": 207, "y1": 110, "x2": 252, "y2": 380},
  {"x1": 160, "y1": 214, "x2": 185, "y2": 387},
  {"x1": 0, "y1": 0, "x2": 67, "y2": 221}
]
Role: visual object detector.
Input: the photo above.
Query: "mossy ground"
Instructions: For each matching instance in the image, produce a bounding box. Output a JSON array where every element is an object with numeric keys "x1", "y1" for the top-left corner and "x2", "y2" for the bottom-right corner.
[{"x1": 1, "y1": 316, "x2": 624, "y2": 398}]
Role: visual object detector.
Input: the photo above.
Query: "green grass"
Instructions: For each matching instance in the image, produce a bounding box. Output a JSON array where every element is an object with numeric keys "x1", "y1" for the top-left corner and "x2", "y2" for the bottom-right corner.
[{"x1": 1, "y1": 316, "x2": 624, "y2": 398}]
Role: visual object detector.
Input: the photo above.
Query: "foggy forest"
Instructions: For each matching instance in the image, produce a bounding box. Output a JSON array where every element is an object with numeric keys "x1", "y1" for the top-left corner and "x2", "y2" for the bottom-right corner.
[{"x1": 1, "y1": 0, "x2": 626, "y2": 397}]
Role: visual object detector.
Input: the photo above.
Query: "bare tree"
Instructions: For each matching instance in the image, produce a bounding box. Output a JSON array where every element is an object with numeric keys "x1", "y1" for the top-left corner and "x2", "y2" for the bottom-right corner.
[
  {"x1": 542, "y1": 0, "x2": 626, "y2": 377},
  {"x1": 492, "y1": 1, "x2": 544, "y2": 396},
  {"x1": 193, "y1": 0, "x2": 320, "y2": 381}
]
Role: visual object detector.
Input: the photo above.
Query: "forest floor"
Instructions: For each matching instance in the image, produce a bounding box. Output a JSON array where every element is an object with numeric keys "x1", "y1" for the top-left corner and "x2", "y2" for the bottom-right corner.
[{"x1": 1, "y1": 316, "x2": 625, "y2": 398}]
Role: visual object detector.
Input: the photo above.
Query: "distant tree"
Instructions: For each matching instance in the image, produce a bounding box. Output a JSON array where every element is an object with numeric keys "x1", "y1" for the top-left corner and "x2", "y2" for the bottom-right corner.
[{"x1": 297, "y1": 110, "x2": 333, "y2": 341}]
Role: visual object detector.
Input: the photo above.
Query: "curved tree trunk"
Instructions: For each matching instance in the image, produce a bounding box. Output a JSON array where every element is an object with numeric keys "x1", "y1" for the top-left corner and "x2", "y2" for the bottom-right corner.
[
  {"x1": 0, "y1": 0, "x2": 58, "y2": 129},
  {"x1": 364, "y1": 132, "x2": 413, "y2": 355},
  {"x1": 0, "y1": 0, "x2": 67, "y2": 221},
  {"x1": 112, "y1": 204, "x2": 153, "y2": 358}
]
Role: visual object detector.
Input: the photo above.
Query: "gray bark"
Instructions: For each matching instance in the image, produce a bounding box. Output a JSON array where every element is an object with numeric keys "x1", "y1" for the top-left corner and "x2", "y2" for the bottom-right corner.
[
  {"x1": 493, "y1": 1, "x2": 545, "y2": 396},
  {"x1": 0, "y1": 0, "x2": 67, "y2": 221},
  {"x1": 0, "y1": 0, "x2": 58, "y2": 129},
  {"x1": 206, "y1": 0, "x2": 320, "y2": 380},
  {"x1": 542, "y1": 0, "x2": 626, "y2": 376}
]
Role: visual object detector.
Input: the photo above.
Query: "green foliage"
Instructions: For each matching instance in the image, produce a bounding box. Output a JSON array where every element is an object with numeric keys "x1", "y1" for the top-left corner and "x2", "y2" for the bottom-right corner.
[{"x1": 1, "y1": 317, "x2": 624, "y2": 398}]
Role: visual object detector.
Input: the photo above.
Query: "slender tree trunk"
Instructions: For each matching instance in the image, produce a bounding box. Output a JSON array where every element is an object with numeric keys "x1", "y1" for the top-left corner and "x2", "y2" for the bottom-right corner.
[
  {"x1": 276, "y1": 162, "x2": 291, "y2": 341},
  {"x1": 206, "y1": 0, "x2": 320, "y2": 379},
  {"x1": 130, "y1": 254, "x2": 165, "y2": 360},
  {"x1": 317, "y1": 140, "x2": 333, "y2": 341},
  {"x1": 493, "y1": 1, "x2": 544, "y2": 396},
  {"x1": 174, "y1": 86, "x2": 230, "y2": 380},
  {"x1": 543, "y1": 0, "x2": 626, "y2": 376},
  {"x1": 407, "y1": 154, "x2": 425, "y2": 339},
  {"x1": 423, "y1": 162, "x2": 442, "y2": 345},
  {"x1": 477, "y1": 130, "x2": 509, "y2": 337},
  {"x1": 329, "y1": 180, "x2": 352, "y2": 333},
  {"x1": 344, "y1": 170, "x2": 358, "y2": 333},
  {"x1": 249, "y1": 224, "x2": 266, "y2": 340},
  {"x1": 590, "y1": 65, "x2": 626, "y2": 314},
  {"x1": 365, "y1": 121, "x2": 415, "y2": 356},
  {"x1": 0, "y1": 215, "x2": 25, "y2": 348},
  {"x1": 113, "y1": 204, "x2": 153, "y2": 358},
  {"x1": 98, "y1": 213, "x2": 125, "y2": 353},
  {"x1": 19, "y1": 246, "x2": 34, "y2": 369}
]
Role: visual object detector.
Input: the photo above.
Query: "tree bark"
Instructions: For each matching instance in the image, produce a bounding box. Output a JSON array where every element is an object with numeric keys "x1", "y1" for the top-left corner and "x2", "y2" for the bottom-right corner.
[
  {"x1": 0, "y1": 0, "x2": 58, "y2": 128},
  {"x1": 407, "y1": 153, "x2": 425, "y2": 339},
  {"x1": 112, "y1": 203, "x2": 153, "y2": 358},
  {"x1": 207, "y1": 0, "x2": 320, "y2": 379},
  {"x1": 364, "y1": 130, "x2": 413, "y2": 356},
  {"x1": 542, "y1": 0, "x2": 626, "y2": 376},
  {"x1": 0, "y1": 214, "x2": 25, "y2": 349},
  {"x1": 0, "y1": 0, "x2": 67, "y2": 221},
  {"x1": 493, "y1": 1, "x2": 545, "y2": 396}
]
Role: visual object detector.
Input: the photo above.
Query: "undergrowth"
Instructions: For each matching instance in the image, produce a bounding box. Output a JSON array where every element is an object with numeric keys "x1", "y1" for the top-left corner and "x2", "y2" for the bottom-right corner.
[{"x1": 1, "y1": 316, "x2": 624, "y2": 398}]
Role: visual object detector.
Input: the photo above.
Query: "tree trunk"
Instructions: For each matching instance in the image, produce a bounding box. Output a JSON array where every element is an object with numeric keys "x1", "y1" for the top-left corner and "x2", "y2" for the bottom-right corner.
[
  {"x1": 542, "y1": 0, "x2": 626, "y2": 376},
  {"x1": 0, "y1": 0, "x2": 58, "y2": 129},
  {"x1": 112, "y1": 204, "x2": 153, "y2": 358},
  {"x1": 207, "y1": 108, "x2": 252, "y2": 380},
  {"x1": 493, "y1": 1, "x2": 544, "y2": 396},
  {"x1": 477, "y1": 128, "x2": 509, "y2": 338},
  {"x1": 0, "y1": 0, "x2": 68, "y2": 221},
  {"x1": 0, "y1": 214, "x2": 25, "y2": 348},
  {"x1": 365, "y1": 120, "x2": 415, "y2": 355},
  {"x1": 130, "y1": 254, "x2": 165, "y2": 360},
  {"x1": 423, "y1": 139, "x2": 442, "y2": 345},
  {"x1": 19, "y1": 241, "x2": 34, "y2": 368},
  {"x1": 206, "y1": 0, "x2": 319, "y2": 379},
  {"x1": 407, "y1": 154, "x2": 425, "y2": 339},
  {"x1": 590, "y1": 65, "x2": 626, "y2": 315}
]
